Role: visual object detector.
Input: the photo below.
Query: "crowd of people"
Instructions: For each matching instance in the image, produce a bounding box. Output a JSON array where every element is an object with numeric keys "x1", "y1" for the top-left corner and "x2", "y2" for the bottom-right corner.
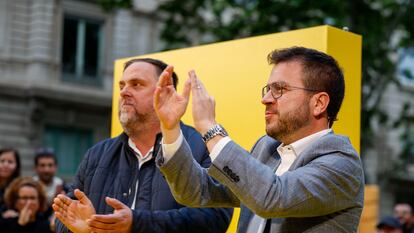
[{"x1": 0, "y1": 148, "x2": 66, "y2": 232}]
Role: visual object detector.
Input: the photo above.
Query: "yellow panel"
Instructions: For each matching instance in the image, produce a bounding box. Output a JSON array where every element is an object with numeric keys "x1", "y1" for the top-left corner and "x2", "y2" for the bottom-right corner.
[
  {"x1": 358, "y1": 185, "x2": 379, "y2": 233},
  {"x1": 326, "y1": 26, "x2": 362, "y2": 152},
  {"x1": 111, "y1": 25, "x2": 363, "y2": 233}
]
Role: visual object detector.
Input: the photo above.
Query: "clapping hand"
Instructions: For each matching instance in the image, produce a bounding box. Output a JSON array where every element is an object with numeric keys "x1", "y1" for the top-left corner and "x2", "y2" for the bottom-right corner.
[
  {"x1": 53, "y1": 189, "x2": 95, "y2": 233},
  {"x1": 87, "y1": 197, "x2": 132, "y2": 233}
]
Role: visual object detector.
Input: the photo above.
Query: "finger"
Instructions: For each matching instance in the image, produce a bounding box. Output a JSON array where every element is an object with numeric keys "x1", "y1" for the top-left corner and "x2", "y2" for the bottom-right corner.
[
  {"x1": 90, "y1": 214, "x2": 119, "y2": 224},
  {"x1": 52, "y1": 198, "x2": 69, "y2": 212},
  {"x1": 189, "y1": 70, "x2": 208, "y2": 95},
  {"x1": 52, "y1": 203, "x2": 64, "y2": 214},
  {"x1": 74, "y1": 189, "x2": 93, "y2": 206},
  {"x1": 105, "y1": 197, "x2": 127, "y2": 210},
  {"x1": 158, "y1": 65, "x2": 174, "y2": 88},
  {"x1": 54, "y1": 212, "x2": 74, "y2": 228},
  {"x1": 55, "y1": 193, "x2": 73, "y2": 206},
  {"x1": 189, "y1": 70, "x2": 199, "y2": 90},
  {"x1": 26, "y1": 209, "x2": 32, "y2": 219},
  {"x1": 153, "y1": 86, "x2": 162, "y2": 108},
  {"x1": 181, "y1": 77, "x2": 191, "y2": 101},
  {"x1": 54, "y1": 211, "x2": 65, "y2": 222},
  {"x1": 21, "y1": 202, "x2": 30, "y2": 213},
  {"x1": 54, "y1": 207, "x2": 75, "y2": 221},
  {"x1": 20, "y1": 207, "x2": 30, "y2": 222},
  {"x1": 87, "y1": 218, "x2": 117, "y2": 231}
]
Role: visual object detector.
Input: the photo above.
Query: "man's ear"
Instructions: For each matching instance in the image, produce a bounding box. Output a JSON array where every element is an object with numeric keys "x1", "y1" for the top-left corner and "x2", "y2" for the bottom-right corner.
[{"x1": 311, "y1": 92, "x2": 330, "y2": 118}]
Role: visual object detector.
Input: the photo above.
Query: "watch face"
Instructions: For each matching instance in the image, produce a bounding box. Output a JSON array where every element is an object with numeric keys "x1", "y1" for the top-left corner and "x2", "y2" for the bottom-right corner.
[{"x1": 218, "y1": 125, "x2": 228, "y2": 135}]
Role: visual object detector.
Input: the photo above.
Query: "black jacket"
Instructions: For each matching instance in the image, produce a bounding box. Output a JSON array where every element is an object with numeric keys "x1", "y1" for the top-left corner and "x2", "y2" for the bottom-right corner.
[
  {"x1": 1, "y1": 213, "x2": 53, "y2": 233},
  {"x1": 57, "y1": 123, "x2": 232, "y2": 233}
]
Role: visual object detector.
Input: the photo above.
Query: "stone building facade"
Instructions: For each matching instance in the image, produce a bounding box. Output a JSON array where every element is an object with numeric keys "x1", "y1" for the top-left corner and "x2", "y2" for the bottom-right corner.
[{"x1": 0, "y1": 0, "x2": 164, "y2": 179}]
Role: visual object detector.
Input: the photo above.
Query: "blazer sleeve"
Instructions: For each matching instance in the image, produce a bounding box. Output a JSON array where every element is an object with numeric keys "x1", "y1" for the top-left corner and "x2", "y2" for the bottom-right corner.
[
  {"x1": 208, "y1": 139, "x2": 364, "y2": 218},
  {"x1": 157, "y1": 136, "x2": 241, "y2": 208},
  {"x1": 133, "y1": 127, "x2": 233, "y2": 233}
]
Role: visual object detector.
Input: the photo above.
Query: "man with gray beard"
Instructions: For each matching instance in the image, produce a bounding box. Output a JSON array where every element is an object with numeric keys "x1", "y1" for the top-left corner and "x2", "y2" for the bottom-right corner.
[{"x1": 53, "y1": 58, "x2": 232, "y2": 233}]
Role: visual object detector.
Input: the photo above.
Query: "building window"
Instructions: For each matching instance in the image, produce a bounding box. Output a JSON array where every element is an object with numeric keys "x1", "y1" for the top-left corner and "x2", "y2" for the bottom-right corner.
[
  {"x1": 62, "y1": 15, "x2": 103, "y2": 86},
  {"x1": 43, "y1": 125, "x2": 94, "y2": 176}
]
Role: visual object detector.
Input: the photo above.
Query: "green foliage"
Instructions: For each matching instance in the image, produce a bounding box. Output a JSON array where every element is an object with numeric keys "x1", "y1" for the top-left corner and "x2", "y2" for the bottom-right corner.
[
  {"x1": 157, "y1": 0, "x2": 414, "y2": 182},
  {"x1": 396, "y1": 104, "x2": 414, "y2": 163}
]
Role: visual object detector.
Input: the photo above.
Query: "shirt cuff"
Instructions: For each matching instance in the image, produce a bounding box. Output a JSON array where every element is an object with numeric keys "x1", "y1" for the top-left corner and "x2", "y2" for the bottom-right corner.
[
  {"x1": 162, "y1": 130, "x2": 184, "y2": 164},
  {"x1": 209, "y1": 136, "x2": 232, "y2": 161}
]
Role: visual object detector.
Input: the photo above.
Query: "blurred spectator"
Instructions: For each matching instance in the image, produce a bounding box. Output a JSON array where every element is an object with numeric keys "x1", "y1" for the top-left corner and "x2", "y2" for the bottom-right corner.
[
  {"x1": 394, "y1": 203, "x2": 414, "y2": 233},
  {"x1": 33, "y1": 148, "x2": 66, "y2": 218},
  {"x1": 1, "y1": 177, "x2": 53, "y2": 233},
  {"x1": 377, "y1": 216, "x2": 403, "y2": 233},
  {"x1": 33, "y1": 148, "x2": 66, "y2": 201},
  {"x1": 0, "y1": 148, "x2": 21, "y2": 213}
]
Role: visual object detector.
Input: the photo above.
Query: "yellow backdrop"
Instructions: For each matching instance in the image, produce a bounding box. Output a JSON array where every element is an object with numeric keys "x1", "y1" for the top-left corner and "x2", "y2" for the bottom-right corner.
[{"x1": 111, "y1": 25, "x2": 363, "y2": 232}]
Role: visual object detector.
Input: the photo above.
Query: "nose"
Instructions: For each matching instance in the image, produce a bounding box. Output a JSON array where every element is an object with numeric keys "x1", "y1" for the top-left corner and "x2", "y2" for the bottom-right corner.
[
  {"x1": 261, "y1": 91, "x2": 275, "y2": 105},
  {"x1": 120, "y1": 86, "x2": 131, "y2": 98}
]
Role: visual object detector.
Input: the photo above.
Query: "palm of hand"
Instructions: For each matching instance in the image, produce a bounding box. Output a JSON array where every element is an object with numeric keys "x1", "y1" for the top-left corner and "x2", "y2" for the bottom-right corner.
[
  {"x1": 65, "y1": 200, "x2": 96, "y2": 233},
  {"x1": 156, "y1": 87, "x2": 188, "y2": 129}
]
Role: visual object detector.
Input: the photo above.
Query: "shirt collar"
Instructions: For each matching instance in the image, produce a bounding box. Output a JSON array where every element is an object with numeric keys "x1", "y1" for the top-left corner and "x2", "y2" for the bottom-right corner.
[
  {"x1": 128, "y1": 138, "x2": 154, "y2": 159},
  {"x1": 277, "y1": 129, "x2": 332, "y2": 157}
]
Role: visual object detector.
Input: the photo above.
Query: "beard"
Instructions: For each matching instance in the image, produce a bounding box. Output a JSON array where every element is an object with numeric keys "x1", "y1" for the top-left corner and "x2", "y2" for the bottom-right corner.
[
  {"x1": 119, "y1": 106, "x2": 158, "y2": 137},
  {"x1": 266, "y1": 101, "x2": 310, "y2": 142},
  {"x1": 40, "y1": 174, "x2": 53, "y2": 184}
]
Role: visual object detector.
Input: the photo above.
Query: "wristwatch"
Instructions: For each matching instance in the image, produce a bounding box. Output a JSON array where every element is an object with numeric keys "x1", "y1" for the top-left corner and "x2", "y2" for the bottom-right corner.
[{"x1": 202, "y1": 124, "x2": 228, "y2": 143}]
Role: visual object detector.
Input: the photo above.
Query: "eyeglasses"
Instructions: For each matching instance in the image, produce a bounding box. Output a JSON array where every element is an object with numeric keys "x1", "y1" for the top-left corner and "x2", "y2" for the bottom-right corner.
[
  {"x1": 18, "y1": 196, "x2": 38, "y2": 201},
  {"x1": 261, "y1": 82, "x2": 321, "y2": 99}
]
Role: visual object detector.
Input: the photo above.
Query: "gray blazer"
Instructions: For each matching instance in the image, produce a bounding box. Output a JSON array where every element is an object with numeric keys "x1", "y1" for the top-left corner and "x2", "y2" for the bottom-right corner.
[{"x1": 157, "y1": 132, "x2": 364, "y2": 233}]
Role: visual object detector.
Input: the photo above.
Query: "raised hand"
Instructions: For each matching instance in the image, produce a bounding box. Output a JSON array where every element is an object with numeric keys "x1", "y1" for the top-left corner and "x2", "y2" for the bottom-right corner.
[
  {"x1": 188, "y1": 70, "x2": 217, "y2": 134},
  {"x1": 53, "y1": 189, "x2": 96, "y2": 233},
  {"x1": 88, "y1": 197, "x2": 132, "y2": 233},
  {"x1": 17, "y1": 202, "x2": 32, "y2": 226},
  {"x1": 154, "y1": 65, "x2": 191, "y2": 143}
]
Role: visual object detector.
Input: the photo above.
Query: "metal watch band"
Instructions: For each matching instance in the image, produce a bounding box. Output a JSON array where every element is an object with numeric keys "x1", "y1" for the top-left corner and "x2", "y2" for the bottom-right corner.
[{"x1": 202, "y1": 124, "x2": 228, "y2": 143}]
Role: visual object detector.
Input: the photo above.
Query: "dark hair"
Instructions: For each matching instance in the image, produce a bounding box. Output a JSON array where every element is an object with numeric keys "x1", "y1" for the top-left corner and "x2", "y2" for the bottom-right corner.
[
  {"x1": 34, "y1": 148, "x2": 57, "y2": 166},
  {"x1": 0, "y1": 148, "x2": 21, "y2": 183},
  {"x1": 268, "y1": 46, "x2": 345, "y2": 127},
  {"x1": 124, "y1": 58, "x2": 179, "y2": 89},
  {"x1": 4, "y1": 177, "x2": 48, "y2": 212}
]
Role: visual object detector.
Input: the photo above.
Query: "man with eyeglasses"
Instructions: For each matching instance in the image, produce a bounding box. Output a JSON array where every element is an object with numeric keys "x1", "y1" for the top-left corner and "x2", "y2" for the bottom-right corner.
[{"x1": 153, "y1": 46, "x2": 364, "y2": 233}]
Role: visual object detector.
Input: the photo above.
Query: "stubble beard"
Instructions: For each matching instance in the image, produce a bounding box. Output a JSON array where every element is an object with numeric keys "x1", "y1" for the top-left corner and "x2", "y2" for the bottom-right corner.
[
  {"x1": 40, "y1": 174, "x2": 53, "y2": 185},
  {"x1": 119, "y1": 108, "x2": 158, "y2": 137},
  {"x1": 266, "y1": 103, "x2": 310, "y2": 143}
]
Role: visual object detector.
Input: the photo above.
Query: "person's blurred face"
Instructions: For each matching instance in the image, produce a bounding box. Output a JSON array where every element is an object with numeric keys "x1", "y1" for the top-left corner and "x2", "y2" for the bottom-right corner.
[
  {"x1": 35, "y1": 157, "x2": 57, "y2": 184},
  {"x1": 0, "y1": 152, "x2": 17, "y2": 180},
  {"x1": 15, "y1": 185, "x2": 39, "y2": 218},
  {"x1": 394, "y1": 204, "x2": 412, "y2": 225}
]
